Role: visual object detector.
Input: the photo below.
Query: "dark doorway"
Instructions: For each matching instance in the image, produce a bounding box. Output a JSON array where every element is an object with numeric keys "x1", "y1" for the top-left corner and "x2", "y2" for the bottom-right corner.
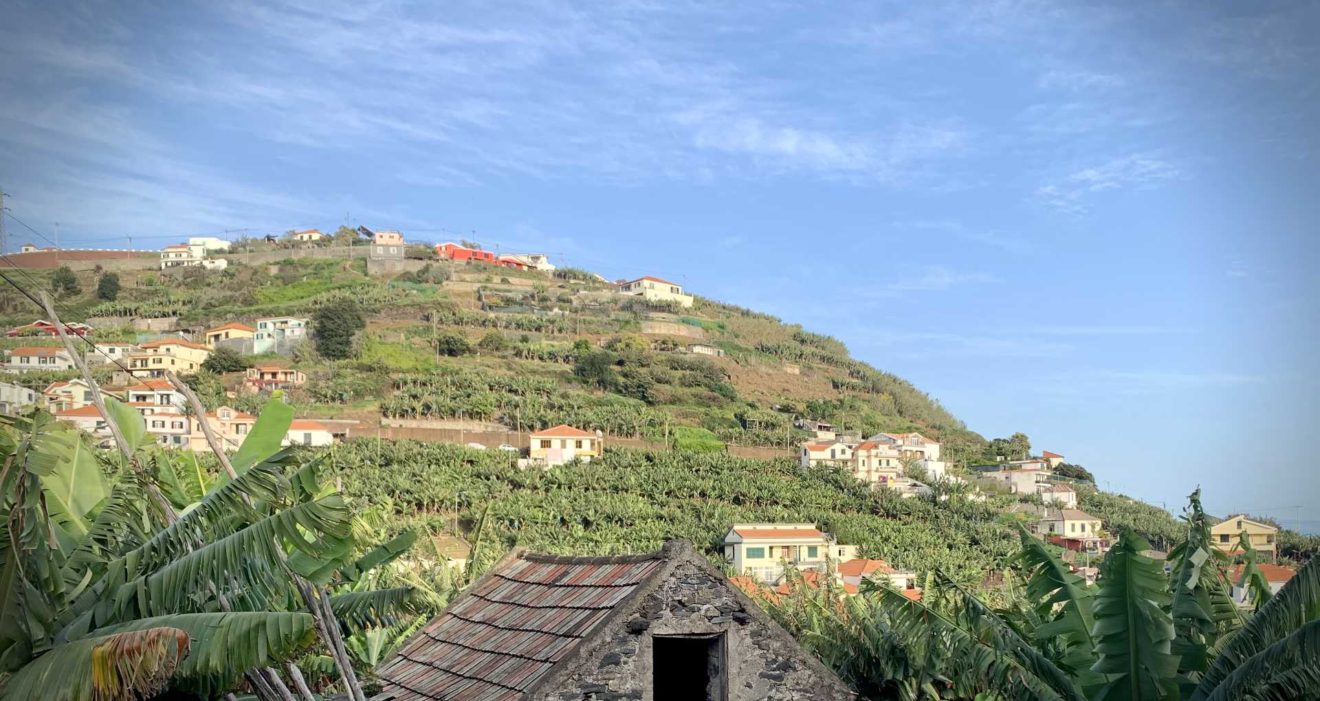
[{"x1": 652, "y1": 634, "x2": 726, "y2": 700}]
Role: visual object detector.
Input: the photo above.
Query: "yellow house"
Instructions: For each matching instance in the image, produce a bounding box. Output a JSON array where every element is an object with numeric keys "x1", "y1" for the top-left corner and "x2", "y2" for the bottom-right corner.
[
  {"x1": 723, "y1": 523, "x2": 850, "y2": 584},
  {"x1": 616, "y1": 276, "x2": 694, "y2": 308},
  {"x1": 528, "y1": 425, "x2": 602, "y2": 466},
  {"x1": 204, "y1": 322, "x2": 256, "y2": 347},
  {"x1": 1211, "y1": 515, "x2": 1278, "y2": 560},
  {"x1": 129, "y1": 338, "x2": 212, "y2": 377},
  {"x1": 1039, "y1": 509, "x2": 1104, "y2": 540}
]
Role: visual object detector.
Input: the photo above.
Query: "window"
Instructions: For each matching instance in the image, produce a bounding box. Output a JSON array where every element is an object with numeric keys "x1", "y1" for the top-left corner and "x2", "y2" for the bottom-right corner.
[
  {"x1": 152, "y1": 421, "x2": 164, "y2": 428},
  {"x1": 653, "y1": 634, "x2": 726, "y2": 701},
  {"x1": 745, "y1": 547, "x2": 766, "y2": 559},
  {"x1": 236, "y1": 424, "x2": 249, "y2": 435},
  {"x1": 172, "y1": 421, "x2": 183, "y2": 429},
  {"x1": 1070, "y1": 523, "x2": 1076, "y2": 533},
  {"x1": 539, "y1": 439, "x2": 552, "y2": 449},
  {"x1": 1219, "y1": 534, "x2": 1230, "y2": 544},
  {"x1": 807, "y1": 546, "x2": 818, "y2": 559},
  {"x1": 303, "y1": 433, "x2": 312, "y2": 444},
  {"x1": 1237, "y1": 520, "x2": 1243, "y2": 530},
  {"x1": 575, "y1": 440, "x2": 583, "y2": 449}
]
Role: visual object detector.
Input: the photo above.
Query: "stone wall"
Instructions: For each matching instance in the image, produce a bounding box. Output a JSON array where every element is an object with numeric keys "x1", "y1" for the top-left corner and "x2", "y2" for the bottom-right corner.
[{"x1": 541, "y1": 558, "x2": 853, "y2": 701}]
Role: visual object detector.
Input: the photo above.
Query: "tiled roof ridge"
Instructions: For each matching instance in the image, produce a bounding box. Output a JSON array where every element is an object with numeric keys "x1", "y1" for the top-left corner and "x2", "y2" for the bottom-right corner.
[{"x1": 518, "y1": 551, "x2": 663, "y2": 565}]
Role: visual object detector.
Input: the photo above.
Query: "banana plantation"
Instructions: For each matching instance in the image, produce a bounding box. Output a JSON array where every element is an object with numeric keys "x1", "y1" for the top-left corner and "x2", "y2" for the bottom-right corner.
[{"x1": 3, "y1": 412, "x2": 1317, "y2": 699}]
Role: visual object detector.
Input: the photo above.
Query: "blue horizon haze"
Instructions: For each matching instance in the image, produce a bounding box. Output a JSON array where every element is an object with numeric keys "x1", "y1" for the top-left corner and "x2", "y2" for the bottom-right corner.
[{"x1": 1, "y1": 1, "x2": 1316, "y2": 530}]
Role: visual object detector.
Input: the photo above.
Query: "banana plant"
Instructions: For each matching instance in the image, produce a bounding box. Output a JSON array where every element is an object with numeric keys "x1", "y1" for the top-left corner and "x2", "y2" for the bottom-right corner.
[{"x1": 0, "y1": 400, "x2": 417, "y2": 700}]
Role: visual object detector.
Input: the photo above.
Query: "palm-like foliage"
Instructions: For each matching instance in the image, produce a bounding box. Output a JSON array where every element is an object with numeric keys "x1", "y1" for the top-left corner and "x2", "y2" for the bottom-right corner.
[
  {"x1": 768, "y1": 489, "x2": 1319, "y2": 701},
  {"x1": 0, "y1": 400, "x2": 418, "y2": 701}
]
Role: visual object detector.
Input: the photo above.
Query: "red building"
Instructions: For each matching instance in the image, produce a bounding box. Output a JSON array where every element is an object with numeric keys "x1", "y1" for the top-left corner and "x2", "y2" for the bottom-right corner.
[
  {"x1": 495, "y1": 256, "x2": 528, "y2": 270},
  {"x1": 435, "y1": 242, "x2": 496, "y2": 263},
  {"x1": 7, "y1": 320, "x2": 93, "y2": 337}
]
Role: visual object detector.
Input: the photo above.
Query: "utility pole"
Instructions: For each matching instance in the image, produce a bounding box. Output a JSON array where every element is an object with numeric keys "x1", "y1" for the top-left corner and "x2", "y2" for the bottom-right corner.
[{"x1": 0, "y1": 187, "x2": 8, "y2": 254}]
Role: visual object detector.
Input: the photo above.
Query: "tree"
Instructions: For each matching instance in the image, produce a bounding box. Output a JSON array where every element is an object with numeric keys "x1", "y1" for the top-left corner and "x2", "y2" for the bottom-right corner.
[
  {"x1": 183, "y1": 369, "x2": 226, "y2": 409},
  {"x1": 95, "y1": 272, "x2": 121, "y2": 301},
  {"x1": 201, "y1": 346, "x2": 251, "y2": 373},
  {"x1": 51, "y1": 266, "x2": 80, "y2": 297},
  {"x1": 1055, "y1": 462, "x2": 1096, "y2": 483},
  {"x1": 313, "y1": 299, "x2": 366, "y2": 360},
  {"x1": 434, "y1": 333, "x2": 471, "y2": 357},
  {"x1": 573, "y1": 349, "x2": 618, "y2": 390},
  {"x1": 477, "y1": 331, "x2": 508, "y2": 354}
]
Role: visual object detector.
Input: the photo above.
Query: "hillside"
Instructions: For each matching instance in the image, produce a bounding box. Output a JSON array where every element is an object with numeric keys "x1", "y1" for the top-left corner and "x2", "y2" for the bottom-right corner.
[{"x1": 2, "y1": 249, "x2": 995, "y2": 461}]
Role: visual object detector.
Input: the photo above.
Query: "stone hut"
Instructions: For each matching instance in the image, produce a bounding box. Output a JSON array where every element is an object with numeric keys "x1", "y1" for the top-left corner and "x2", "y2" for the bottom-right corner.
[{"x1": 374, "y1": 540, "x2": 854, "y2": 701}]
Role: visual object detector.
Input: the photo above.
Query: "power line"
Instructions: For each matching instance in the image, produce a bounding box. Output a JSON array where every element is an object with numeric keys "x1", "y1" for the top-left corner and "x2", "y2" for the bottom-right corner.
[{"x1": 0, "y1": 260, "x2": 138, "y2": 376}]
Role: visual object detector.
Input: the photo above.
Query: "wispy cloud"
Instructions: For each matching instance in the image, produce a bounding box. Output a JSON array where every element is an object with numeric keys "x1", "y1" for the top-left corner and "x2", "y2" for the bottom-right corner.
[
  {"x1": 1036, "y1": 153, "x2": 1182, "y2": 214},
  {"x1": 1037, "y1": 69, "x2": 1125, "y2": 91},
  {"x1": 883, "y1": 266, "x2": 996, "y2": 292}
]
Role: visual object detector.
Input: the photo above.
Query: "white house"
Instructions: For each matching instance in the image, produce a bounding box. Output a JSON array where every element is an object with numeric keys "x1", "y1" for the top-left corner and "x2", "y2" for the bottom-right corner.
[
  {"x1": 54, "y1": 405, "x2": 109, "y2": 436},
  {"x1": 989, "y1": 467, "x2": 1052, "y2": 495},
  {"x1": 160, "y1": 241, "x2": 228, "y2": 270},
  {"x1": 1228, "y1": 563, "x2": 1296, "y2": 607},
  {"x1": 723, "y1": 523, "x2": 842, "y2": 584},
  {"x1": 87, "y1": 342, "x2": 138, "y2": 365},
  {"x1": 837, "y1": 558, "x2": 920, "y2": 597},
  {"x1": 1038, "y1": 482, "x2": 1078, "y2": 508},
  {"x1": 123, "y1": 379, "x2": 187, "y2": 411},
  {"x1": 800, "y1": 439, "x2": 855, "y2": 469},
  {"x1": 188, "y1": 237, "x2": 231, "y2": 252},
  {"x1": 0, "y1": 381, "x2": 38, "y2": 415},
  {"x1": 505, "y1": 253, "x2": 556, "y2": 272},
  {"x1": 616, "y1": 276, "x2": 694, "y2": 308},
  {"x1": 292, "y1": 228, "x2": 324, "y2": 243},
  {"x1": 868, "y1": 432, "x2": 941, "y2": 461},
  {"x1": 283, "y1": 419, "x2": 334, "y2": 447},
  {"x1": 253, "y1": 317, "x2": 309, "y2": 354},
  {"x1": 527, "y1": 425, "x2": 602, "y2": 466},
  {"x1": 4, "y1": 346, "x2": 77, "y2": 372}
]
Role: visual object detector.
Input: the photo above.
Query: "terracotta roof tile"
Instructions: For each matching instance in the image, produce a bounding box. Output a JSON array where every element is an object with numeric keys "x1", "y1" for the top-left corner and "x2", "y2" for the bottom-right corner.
[
  {"x1": 1228, "y1": 563, "x2": 1295, "y2": 584},
  {"x1": 529, "y1": 424, "x2": 595, "y2": 438},
  {"x1": 8, "y1": 346, "x2": 67, "y2": 356},
  {"x1": 838, "y1": 558, "x2": 896, "y2": 577},
  {"x1": 732, "y1": 527, "x2": 826, "y2": 540}
]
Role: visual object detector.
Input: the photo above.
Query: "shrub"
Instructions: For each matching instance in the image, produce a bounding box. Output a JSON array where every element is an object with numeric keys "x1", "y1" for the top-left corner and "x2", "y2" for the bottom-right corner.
[
  {"x1": 51, "y1": 266, "x2": 80, "y2": 297},
  {"x1": 95, "y1": 273, "x2": 120, "y2": 301},
  {"x1": 201, "y1": 346, "x2": 251, "y2": 373},
  {"x1": 312, "y1": 299, "x2": 365, "y2": 360}
]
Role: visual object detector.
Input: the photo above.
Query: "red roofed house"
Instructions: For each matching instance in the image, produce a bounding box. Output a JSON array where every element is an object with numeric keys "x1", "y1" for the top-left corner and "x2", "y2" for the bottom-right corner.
[
  {"x1": 375, "y1": 540, "x2": 854, "y2": 701},
  {"x1": 1042, "y1": 450, "x2": 1065, "y2": 468},
  {"x1": 1228, "y1": 563, "x2": 1296, "y2": 606},
  {"x1": 245, "y1": 364, "x2": 307, "y2": 389},
  {"x1": 435, "y1": 241, "x2": 497, "y2": 263},
  {"x1": 528, "y1": 424, "x2": 602, "y2": 466},
  {"x1": 1039, "y1": 482, "x2": 1078, "y2": 508},
  {"x1": 204, "y1": 322, "x2": 256, "y2": 348},
  {"x1": 43, "y1": 379, "x2": 94, "y2": 412},
  {"x1": 4, "y1": 346, "x2": 77, "y2": 373},
  {"x1": 6, "y1": 319, "x2": 93, "y2": 337},
  {"x1": 283, "y1": 419, "x2": 333, "y2": 447},
  {"x1": 616, "y1": 275, "x2": 694, "y2": 308},
  {"x1": 837, "y1": 558, "x2": 920, "y2": 596},
  {"x1": 54, "y1": 405, "x2": 109, "y2": 435},
  {"x1": 799, "y1": 439, "x2": 855, "y2": 469},
  {"x1": 722, "y1": 523, "x2": 858, "y2": 585}
]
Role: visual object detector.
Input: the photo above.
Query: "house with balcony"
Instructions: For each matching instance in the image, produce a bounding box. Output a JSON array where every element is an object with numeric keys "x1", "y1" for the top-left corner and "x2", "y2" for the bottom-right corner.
[
  {"x1": 123, "y1": 379, "x2": 187, "y2": 411},
  {"x1": 253, "y1": 317, "x2": 308, "y2": 355},
  {"x1": 851, "y1": 439, "x2": 904, "y2": 487},
  {"x1": 615, "y1": 275, "x2": 694, "y2": 308},
  {"x1": 799, "y1": 439, "x2": 854, "y2": 469},
  {"x1": 4, "y1": 346, "x2": 77, "y2": 373},
  {"x1": 160, "y1": 240, "x2": 229, "y2": 270},
  {"x1": 526, "y1": 424, "x2": 602, "y2": 467},
  {"x1": 142, "y1": 411, "x2": 191, "y2": 448},
  {"x1": 722, "y1": 523, "x2": 859, "y2": 586},
  {"x1": 126, "y1": 338, "x2": 211, "y2": 377},
  {"x1": 1211, "y1": 515, "x2": 1278, "y2": 560},
  {"x1": 245, "y1": 364, "x2": 306, "y2": 390}
]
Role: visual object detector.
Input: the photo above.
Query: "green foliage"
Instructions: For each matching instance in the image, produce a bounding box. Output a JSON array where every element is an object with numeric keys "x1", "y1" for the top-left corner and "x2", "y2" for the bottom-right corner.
[
  {"x1": 477, "y1": 330, "x2": 508, "y2": 353},
  {"x1": 96, "y1": 272, "x2": 121, "y2": 301},
  {"x1": 51, "y1": 266, "x2": 80, "y2": 297},
  {"x1": 313, "y1": 298, "x2": 365, "y2": 359},
  {"x1": 434, "y1": 332, "x2": 472, "y2": 357},
  {"x1": 201, "y1": 345, "x2": 251, "y2": 373},
  {"x1": 182, "y1": 369, "x2": 226, "y2": 408},
  {"x1": 1080, "y1": 489, "x2": 1183, "y2": 550},
  {"x1": 1055, "y1": 462, "x2": 1095, "y2": 483},
  {"x1": 670, "y1": 425, "x2": 724, "y2": 453}
]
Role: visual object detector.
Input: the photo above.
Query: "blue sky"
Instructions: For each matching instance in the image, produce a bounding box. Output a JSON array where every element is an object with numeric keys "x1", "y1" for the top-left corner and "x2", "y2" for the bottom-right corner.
[{"x1": 2, "y1": 1, "x2": 1317, "y2": 528}]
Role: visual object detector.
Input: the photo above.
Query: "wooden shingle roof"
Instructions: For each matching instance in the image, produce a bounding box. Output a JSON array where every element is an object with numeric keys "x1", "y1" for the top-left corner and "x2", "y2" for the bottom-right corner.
[{"x1": 377, "y1": 551, "x2": 666, "y2": 701}]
